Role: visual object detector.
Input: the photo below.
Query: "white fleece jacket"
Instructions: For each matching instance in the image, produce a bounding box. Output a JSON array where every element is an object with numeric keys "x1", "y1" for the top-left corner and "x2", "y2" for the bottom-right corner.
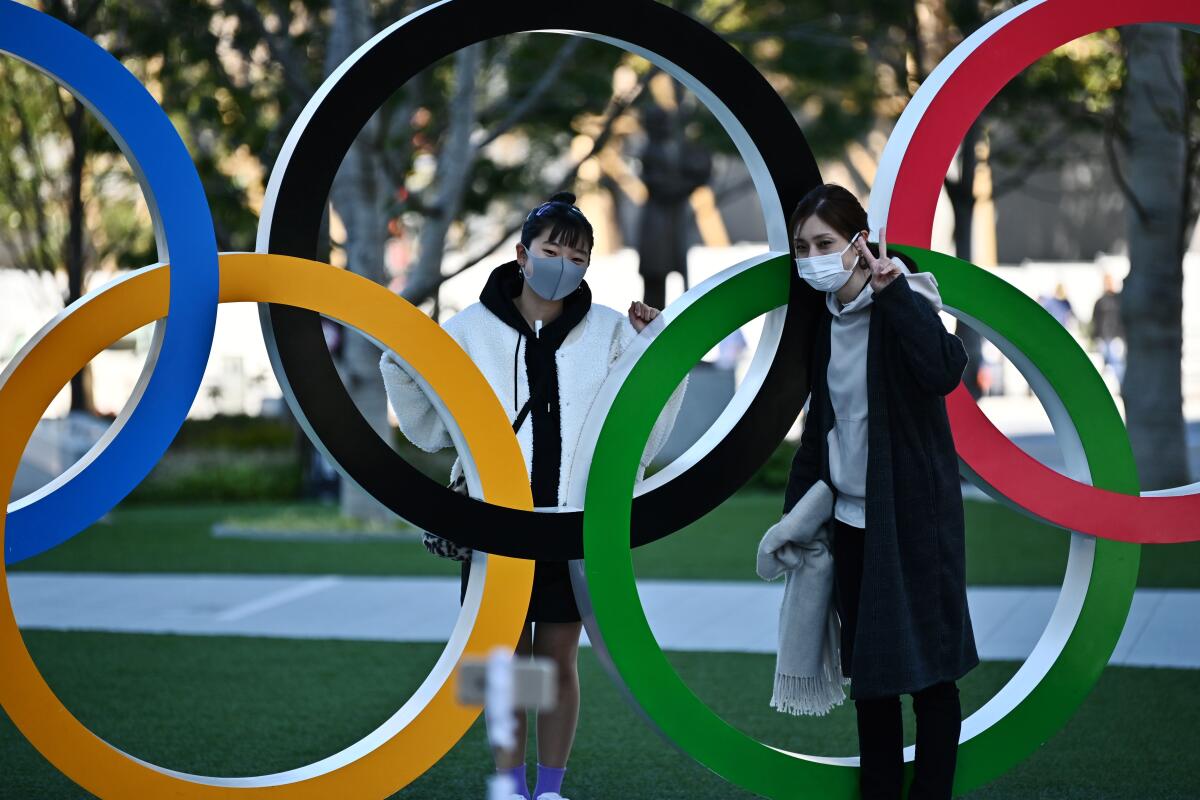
[
  {"x1": 380, "y1": 301, "x2": 688, "y2": 507},
  {"x1": 825, "y1": 256, "x2": 943, "y2": 527}
]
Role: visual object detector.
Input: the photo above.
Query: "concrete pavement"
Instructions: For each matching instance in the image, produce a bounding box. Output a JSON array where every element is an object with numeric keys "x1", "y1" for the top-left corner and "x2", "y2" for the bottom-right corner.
[{"x1": 9, "y1": 572, "x2": 1199, "y2": 669}]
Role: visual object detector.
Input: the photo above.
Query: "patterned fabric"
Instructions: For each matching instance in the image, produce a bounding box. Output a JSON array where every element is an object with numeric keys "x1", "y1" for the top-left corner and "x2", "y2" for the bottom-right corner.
[{"x1": 420, "y1": 474, "x2": 472, "y2": 561}]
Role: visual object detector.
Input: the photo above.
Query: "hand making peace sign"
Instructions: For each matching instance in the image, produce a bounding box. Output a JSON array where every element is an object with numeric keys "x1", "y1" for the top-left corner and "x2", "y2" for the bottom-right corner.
[{"x1": 853, "y1": 227, "x2": 903, "y2": 293}]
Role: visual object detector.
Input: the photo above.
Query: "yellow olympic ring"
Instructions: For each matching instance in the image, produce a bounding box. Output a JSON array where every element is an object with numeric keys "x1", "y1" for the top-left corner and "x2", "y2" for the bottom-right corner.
[{"x1": 0, "y1": 253, "x2": 534, "y2": 798}]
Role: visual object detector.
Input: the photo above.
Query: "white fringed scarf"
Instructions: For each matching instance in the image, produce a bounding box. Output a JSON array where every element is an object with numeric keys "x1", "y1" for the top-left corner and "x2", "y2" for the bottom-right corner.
[{"x1": 756, "y1": 480, "x2": 849, "y2": 716}]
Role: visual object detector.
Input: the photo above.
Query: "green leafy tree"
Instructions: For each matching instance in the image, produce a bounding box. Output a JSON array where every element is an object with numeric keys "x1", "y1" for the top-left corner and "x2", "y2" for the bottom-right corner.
[
  {"x1": 7, "y1": 1, "x2": 1194, "y2": 503},
  {"x1": 0, "y1": 0, "x2": 158, "y2": 412}
]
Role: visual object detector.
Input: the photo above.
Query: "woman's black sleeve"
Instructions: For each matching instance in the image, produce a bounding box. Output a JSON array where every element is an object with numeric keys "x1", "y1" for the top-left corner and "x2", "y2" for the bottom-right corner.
[
  {"x1": 872, "y1": 276, "x2": 968, "y2": 396},
  {"x1": 782, "y1": 396, "x2": 822, "y2": 515}
]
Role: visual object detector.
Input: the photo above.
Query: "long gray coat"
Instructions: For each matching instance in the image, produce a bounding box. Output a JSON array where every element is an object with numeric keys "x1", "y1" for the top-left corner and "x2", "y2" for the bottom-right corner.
[{"x1": 784, "y1": 274, "x2": 979, "y2": 700}]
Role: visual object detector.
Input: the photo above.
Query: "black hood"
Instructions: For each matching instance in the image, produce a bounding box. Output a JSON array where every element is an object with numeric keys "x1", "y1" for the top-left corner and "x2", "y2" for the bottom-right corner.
[
  {"x1": 477, "y1": 261, "x2": 592, "y2": 510},
  {"x1": 479, "y1": 260, "x2": 591, "y2": 345}
]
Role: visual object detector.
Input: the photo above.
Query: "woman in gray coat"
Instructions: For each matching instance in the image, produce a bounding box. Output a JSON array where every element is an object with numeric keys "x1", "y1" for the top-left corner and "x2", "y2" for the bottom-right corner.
[{"x1": 785, "y1": 184, "x2": 979, "y2": 800}]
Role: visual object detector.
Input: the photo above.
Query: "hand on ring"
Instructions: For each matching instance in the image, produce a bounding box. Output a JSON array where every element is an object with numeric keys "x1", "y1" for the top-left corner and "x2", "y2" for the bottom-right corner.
[{"x1": 629, "y1": 301, "x2": 661, "y2": 332}]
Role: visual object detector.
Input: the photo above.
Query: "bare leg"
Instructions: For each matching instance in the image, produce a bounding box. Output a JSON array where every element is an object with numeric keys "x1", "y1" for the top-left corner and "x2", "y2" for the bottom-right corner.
[
  {"x1": 531, "y1": 620, "x2": 583, "y2": 768},
  {"x1": 491, "y1": 619, "x2": 534, "y2": 770}
]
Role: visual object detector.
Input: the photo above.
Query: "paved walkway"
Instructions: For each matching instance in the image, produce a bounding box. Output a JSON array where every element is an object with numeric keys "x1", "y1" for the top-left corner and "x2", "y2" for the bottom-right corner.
[{"x1": 9, "y1": 573, "x2": 1199, "y2": 669}]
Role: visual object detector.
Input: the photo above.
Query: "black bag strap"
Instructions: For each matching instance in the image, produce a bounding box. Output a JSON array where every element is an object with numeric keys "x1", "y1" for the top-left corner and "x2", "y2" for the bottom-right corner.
[
  {"x1": 512, "y1": 365, "x2": 550, "y2": 434},
  {"x1": 451, "y1": 335, "x2": 548, "y2": 495}
]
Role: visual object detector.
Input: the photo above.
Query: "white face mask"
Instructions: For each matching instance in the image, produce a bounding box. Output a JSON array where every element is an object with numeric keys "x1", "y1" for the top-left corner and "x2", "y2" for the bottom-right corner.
[{"x1": 794, "y1": 232, "x2": 862, "y2": 293}]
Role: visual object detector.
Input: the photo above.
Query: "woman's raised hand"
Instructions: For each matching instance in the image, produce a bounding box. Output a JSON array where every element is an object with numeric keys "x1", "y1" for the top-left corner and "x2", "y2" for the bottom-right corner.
[
  {"x1": 854, "y1": 227, "x2": 902, "y2": 292},
  {"x1": 628, "y1": 301, "x2": 661, "y2": 333}
]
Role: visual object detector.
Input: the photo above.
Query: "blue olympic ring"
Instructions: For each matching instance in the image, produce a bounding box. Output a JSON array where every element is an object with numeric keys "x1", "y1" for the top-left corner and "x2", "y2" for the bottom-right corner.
[{"x1": 1, "y1": 0, "x2": 219, "y2": 563}]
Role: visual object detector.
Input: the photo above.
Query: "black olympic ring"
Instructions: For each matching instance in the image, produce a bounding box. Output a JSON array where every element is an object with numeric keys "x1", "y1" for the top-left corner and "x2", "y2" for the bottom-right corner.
[{"x1": 258, "y1": 0, "x2": 823, "y2": 560}]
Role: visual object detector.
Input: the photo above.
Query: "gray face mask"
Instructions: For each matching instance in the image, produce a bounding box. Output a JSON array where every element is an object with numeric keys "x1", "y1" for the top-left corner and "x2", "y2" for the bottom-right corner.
[{"x1": 522, "y1": 250, "x2": 586, "y2": 301}]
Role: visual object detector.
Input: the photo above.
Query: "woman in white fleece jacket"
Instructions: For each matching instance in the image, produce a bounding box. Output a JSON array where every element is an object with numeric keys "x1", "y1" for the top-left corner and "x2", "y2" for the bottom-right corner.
[{"x1": 380, "y1": 193, "x2": 685, "y2": 800}]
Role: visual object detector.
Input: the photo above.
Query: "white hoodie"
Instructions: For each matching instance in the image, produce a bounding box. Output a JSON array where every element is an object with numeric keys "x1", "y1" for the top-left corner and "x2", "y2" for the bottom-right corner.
[{"x1": 825, "y1": 256, "x2": 944, "y2": 528}]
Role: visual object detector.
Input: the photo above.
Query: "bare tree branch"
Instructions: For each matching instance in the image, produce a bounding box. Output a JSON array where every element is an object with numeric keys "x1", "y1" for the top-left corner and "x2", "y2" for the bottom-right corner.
[
  {"x1": 398, "y1": 0, "x2": 744, "y2": 304},
  {"x1": 379, "y1": 75, "x2": 422, "y2": 188},
  {"x1": 401, "y1": 43, "x2": 484, "y2": 303},
  {"x1": 435, "y1": 216, "x2": 528, "y2": 285},
  {"x1": 0, "y1": 156, "x2": 45, "y2": 272},
  {"x1": 907, "y1": 0, "x2": 929, "y2": 86},
  {"x1": 989, "y1": 121, "x2": 1074, "y2": 198},
  {"x1": 474, "y1": 38, "x2": 584, "y2": 150},
  {"x1": 1104, "y1": 106, "x2": 1151, "y2": 224},
  {"x1": 4, "y1": 73, "x2": 57, "y2": 274},
  {"x1": 418, "y1": 61, "x2": 660, "y2": 297},
  {"x1": 481, "y1": 35, "x2": 521, "y2": 97},
  {"x1": 223, "y1": 0, "x2": 314, "y2": 102},
  {"x1": 839, "y1": 151, "x2": 872, "y2": 197}
]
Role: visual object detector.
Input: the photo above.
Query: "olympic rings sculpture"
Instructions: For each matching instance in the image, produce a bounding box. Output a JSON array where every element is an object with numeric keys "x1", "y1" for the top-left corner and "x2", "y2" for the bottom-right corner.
[{"x1": 1, "y1": 0, "x2": 1197, "y2": 797}]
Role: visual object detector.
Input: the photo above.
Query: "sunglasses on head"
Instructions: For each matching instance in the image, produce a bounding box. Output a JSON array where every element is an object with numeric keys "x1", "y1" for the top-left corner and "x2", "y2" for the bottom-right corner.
[{"x1": 525, "y1": 200, "x2": 586, "y2": 222}]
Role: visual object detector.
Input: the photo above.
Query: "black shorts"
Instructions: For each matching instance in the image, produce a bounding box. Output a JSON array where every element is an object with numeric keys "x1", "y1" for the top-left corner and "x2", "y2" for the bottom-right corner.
[{"x1": 460, "y1": 558, "x2": 582, "y2": 624}]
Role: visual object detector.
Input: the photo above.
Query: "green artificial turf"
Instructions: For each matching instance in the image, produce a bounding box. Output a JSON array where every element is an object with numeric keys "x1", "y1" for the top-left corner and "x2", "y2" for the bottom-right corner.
[
  {"x1": 0, "y1": 632, "x2": 1195, "y2": 798},
  {"x1": 9, "y1": 502, "x2": 462, "y2": 578},
  {"x1": 12, "y1": 494, "x2": 1200, "y2": 588}
]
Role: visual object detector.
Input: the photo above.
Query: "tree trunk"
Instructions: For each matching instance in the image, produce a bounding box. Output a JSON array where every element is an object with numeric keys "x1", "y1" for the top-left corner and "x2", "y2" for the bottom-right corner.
[
  {"x1": 326, "y1": 0, "x2": 394, "y2": 521},
  {"x1": 948, "y1": 121, "x2": 983, "y2": 399},
  {"x1": 1119, "y1": 24, "x2": 1190, "y2": 490},
  {"x1": 64, "y1": 97, "x2": 92, "y2": 414},
  {"x1": 401, "y1": 45, "x2": 483, "y2": 306}
]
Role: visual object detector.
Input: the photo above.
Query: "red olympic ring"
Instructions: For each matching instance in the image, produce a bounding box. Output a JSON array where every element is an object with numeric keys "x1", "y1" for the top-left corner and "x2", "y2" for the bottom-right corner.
[{"x1": 883, "y1": 0, "x2": 1200, "y2": 545}]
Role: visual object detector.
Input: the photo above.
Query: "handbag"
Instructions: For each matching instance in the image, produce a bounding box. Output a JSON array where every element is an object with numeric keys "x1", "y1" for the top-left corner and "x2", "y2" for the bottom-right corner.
[
  {"x1": 420, "y1": 473, "x2": 475, "y2": 561},
  {"x1": 419, "y1": 364, "x2": 548, "y2": 561}
]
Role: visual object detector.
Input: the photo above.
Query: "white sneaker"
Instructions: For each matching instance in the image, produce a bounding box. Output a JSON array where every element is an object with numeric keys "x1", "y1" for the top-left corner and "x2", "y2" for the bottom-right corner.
[{"x1": 536, "y1": 794, "x2": 569, "y2": 800}]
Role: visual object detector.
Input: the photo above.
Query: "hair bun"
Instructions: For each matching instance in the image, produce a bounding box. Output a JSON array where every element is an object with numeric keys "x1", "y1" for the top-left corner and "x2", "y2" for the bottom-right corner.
[{"x1": 548, "y1": 191, "x2": 577, "y2": 205}]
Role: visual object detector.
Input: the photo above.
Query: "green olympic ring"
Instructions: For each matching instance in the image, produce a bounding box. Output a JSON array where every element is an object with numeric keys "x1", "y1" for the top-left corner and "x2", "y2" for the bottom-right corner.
[{"x1": 572, "y1": 247, "x2": 1139, "y2": 798}]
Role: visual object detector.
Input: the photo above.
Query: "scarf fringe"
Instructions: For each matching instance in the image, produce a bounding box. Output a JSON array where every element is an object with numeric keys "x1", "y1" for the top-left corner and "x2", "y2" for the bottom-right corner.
[{"x1": 770, "y1": 670, "x2": 849, "y2": 717}]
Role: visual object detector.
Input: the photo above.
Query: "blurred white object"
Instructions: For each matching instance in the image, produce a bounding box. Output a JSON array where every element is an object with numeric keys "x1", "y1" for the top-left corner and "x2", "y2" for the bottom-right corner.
[
  {"x1": 483, "y1": 650, "x2": 515, "y2": 800},
  {"x1": 486, "y1": 773, "x2": 516, "y2": 800},
  {"x1": 485, "y1": 648, "x2": 516, "y2": 751},
  {"x1": 458, "y1": 657, "x2": 557, "y2": 710},
  {"x1": 457, "y1": 649, "x2": 558, "y2": 800},
  {"x1": 714, "y1": 327, "x2": 747, "y2": 369}
]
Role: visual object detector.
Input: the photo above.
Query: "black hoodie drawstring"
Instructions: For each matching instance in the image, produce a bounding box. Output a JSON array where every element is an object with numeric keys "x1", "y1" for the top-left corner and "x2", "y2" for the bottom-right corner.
[
  {"x1": 513, "y1": 334, "x2": 521, "y2": 414},
  {"x1": 480, "y1": 261, "x2": 588, "y2": 509}
]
